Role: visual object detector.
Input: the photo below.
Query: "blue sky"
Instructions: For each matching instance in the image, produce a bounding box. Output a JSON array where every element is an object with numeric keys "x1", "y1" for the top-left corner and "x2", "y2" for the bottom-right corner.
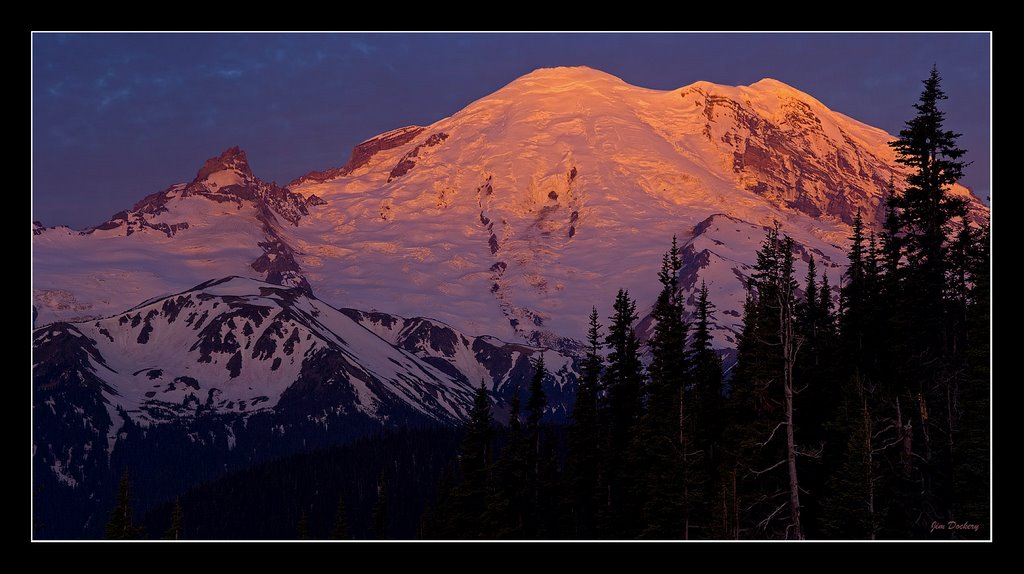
[{"x1": 32, "y1": 32, "x2": 990, "y2": 229}]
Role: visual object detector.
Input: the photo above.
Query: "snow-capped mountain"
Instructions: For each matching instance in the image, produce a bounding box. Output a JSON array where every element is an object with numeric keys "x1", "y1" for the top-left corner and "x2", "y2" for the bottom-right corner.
[
  {"x1": 33, "y1": 276, "x2": 576, "y2": 536},
  {"x1": 33, "y1": 65, "x2": 989, "y2": 537},
  {"x1": 33, "y1": 66, "x2": 985, "y2": 358},
  {"x1": 32, "y1": 146, "x2": 318, "y2": 325},
  {"x1": 34, "y1": 275, "x2": 577, "y2": 443}
]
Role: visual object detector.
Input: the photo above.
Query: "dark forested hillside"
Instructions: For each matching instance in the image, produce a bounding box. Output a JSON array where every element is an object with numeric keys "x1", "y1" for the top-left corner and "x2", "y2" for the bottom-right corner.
[{"x1": 143, "y1": 427, "x2": 464, "y2": 539}]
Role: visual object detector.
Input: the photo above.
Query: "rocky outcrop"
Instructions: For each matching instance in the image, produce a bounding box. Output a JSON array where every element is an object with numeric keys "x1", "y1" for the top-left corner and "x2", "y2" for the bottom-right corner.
[
  {"x1": 78, "y1": 148, "x2": 315, "y2": 292},
  {"x1": 288, "y1": 126, "x2": 426, "y2": 186},
  {"x1": 688, "y1": 87, "x2": 896, "y2": 226},
  {"x1": 387, "y1": 132, "x2": 449, "y2": 183}
]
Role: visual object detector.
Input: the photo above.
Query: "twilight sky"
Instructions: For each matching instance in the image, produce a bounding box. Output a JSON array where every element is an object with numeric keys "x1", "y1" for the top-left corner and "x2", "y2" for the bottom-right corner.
[{"x1": 32, "y1": 32, "x2": 990, "y2": 229}]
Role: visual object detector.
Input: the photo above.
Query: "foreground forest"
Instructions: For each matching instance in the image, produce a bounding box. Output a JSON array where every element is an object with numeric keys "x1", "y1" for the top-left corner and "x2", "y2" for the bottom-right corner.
[{"x1": 105, "y1": 68, "x2": 988, "y2": 541}]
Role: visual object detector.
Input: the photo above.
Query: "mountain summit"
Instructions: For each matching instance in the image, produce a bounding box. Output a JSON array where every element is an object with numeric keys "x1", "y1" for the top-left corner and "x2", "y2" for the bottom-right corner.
[{"x1": 194, "y1": 145, "x2": 254, "y2": 181}]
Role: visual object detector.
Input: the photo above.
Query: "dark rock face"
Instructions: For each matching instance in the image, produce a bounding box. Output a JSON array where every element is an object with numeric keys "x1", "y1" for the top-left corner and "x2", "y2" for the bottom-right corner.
[
  {"x1": 86, "y1": 192, "x2": 192, "y2": 238},
  {"x1": 288, "y1": 126, "x2": 426, "y2": 186},
  {"x1": 275, "y1": 347, "x2": 362, "y2": 416},
  {"x1": 33, "y1": 323, "x2": 118, "y2": 535},
  {"x1": 397, "y1": 319, "x2": 460, "y2": 356},
  {"x1": 90, "y1": 146, "x2": 308, "y2": 237},
  {"x1": 85, "y1": 149, "x2": 307, "y2": 228},
  {"x1": 250, "y1": 230, "x2": 311, "y2": 296},
  {"x1": 387, "y1": 132, "x2": 449, "y2": 183},
  {"x1": 196, "y1": 146, "x2": 253, "y2": 180},
  {"x1": 687, "y1": 87, "x2": 897, "y2": 226},
  {"x1": 678, "y1": 244, "x2": 713, "y2": 296},
  {"x1": 339, "y1": 308, "x2": 397, "y2": 330},
  {"x1": 388, "y1": 157, "x2": 417, "y2": 182},
  {"x1": 136, "y1": 309, "x2": 159, "y2": 344},
  {"x1": 161, "y1": 296, "x2": 192, "y2": 324},
  {"x1": 226, "y1": 351, "x2": 243, "y2": 378}
]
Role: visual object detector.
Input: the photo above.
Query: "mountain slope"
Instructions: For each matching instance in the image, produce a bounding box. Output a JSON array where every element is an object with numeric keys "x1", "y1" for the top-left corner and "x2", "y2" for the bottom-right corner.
[
  {"x1": 32, "y1": 276, "x2": 577, "y2": 537},
  {"x1": 286, "y1": 66, "x2": 984, "y2": 349},
  {"x1": 34, "y1": 275, "x2": 577, "y2": 431},
  {"x1": 34, "y1": 66, "x2": 988, "y2": 356},
  {"x1": 33, "y1": 147, "x2": 317, "y2": 325}
]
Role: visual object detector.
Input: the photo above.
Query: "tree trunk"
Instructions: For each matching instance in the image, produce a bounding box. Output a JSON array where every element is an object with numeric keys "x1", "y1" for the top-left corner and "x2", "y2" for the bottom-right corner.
[
  {"x1": 680, "y1": 390, "x2": 689, "y2": 540},
  {"x1": 784, "y1": 361, "x2": 802, "y2": 539},
  {"x1": 863, "y1": 392, "x2": 875, "y2": 540},
  {"x1": 731, "y1": 469, "x2": 739, "y2": 539},
  {"x1": 781, "y1": 288, "x2": 803, "y2": 540},
  {"x1": 897, "y1": 396, "x2": 911, "y2": 477}
]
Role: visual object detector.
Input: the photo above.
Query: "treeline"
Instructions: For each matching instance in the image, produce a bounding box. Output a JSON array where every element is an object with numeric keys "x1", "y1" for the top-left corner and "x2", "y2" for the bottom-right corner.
[
  {"x1": 134, "y1": 427, "x2": 465, "y2": 539},
  {"x1": 426, "y1": 67, "x2": 989, "y2": 540},
  {"x1": 423, "y1": 239, "x2": 729, "y2": 539}
]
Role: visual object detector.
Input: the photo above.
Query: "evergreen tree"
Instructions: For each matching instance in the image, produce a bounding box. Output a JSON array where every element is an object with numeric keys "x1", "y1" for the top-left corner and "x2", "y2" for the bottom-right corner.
[
  {"x1": 870, "y1": 180, "x2": 920, "y2": 538},
  {"x1": 464, "y1": 381, "x2": 495, "y2": 481},
  {"x1": 865, "y1": 232, "x2": 880, "y2": 295},
  {"x1": 525, "y1": 354, "x2": 547, "y2": 504},
  {"x1": 421, "y1": 462, "x2": 457, "y2": 539},
  {"x1": 524, "y1": 355, "x2": 559, "y2": 537},
  {"x1": 508, "y1": 390, "x2": 523, "y2": 441},
  {"x1": 565, "y1": 307, "x2": 603, "y2": 537},
  {"x1": 879, "y1": 178, "x2": 903, "y2": 282},
  {"x1": 32, "y1": 484, "x2": 45, "y2": 538},
  {"x1": 331, "y1": 496, "x2": 350, "y2": 540},
  {"x1": 526, "y1": 355, "x2": 547, "y2": 437},
  {"x1": 799, "y1": 256, "x2": 819, "y2": 345},
  {"x1": 820, "y1": 372, "x2": 876, "y2": 538},
  {"x1": 691, "y1": 280, "x2": 724, "y2": 422},
  {"x1": 889, "y1": 66, "x2": 968, "y2": 305},
  {"x1": 818, "y1": 272, "x2": 834, "y2": 332},
  {"x1": 636, "y1": 237, "x2": 695, "y2": 538},
  {"x1": 719, "y1": 284, "x2": 763, "y2": 539},
  {"x1": 952, "y1": 226, "x2": 989, "y2": 531},
  {"x1": 487, "y1": 388, "x2": 527, "y2": 538},
  {"x1": 886, "y1": 66, "x2": 973, "y2": 534},
  {"x1": 796, "y1": 255, "x2": 841, "y2": 537},
  {"x1": 604, "y1": 289, "x2": 644, "y2": 429},
  {"x1": 691, "y1": 280, "x2": 725, "y2": 538},
  {"x1": 691, "y1": 281, "x2": 720, "y2": 380},
  {"x1": 105, "y1": 468, "x2": 143, "y2": 540},
  {"x1": 372, "y1": 474, "x2": 388, "y2": 539},
  {"x1": 727, "y1": 225, "x2": 805, "y2": 539},
  {"x1": 163, "y1": 497, "x2": 184, "y2": 540},
  {"x1": 646, "y1": 239, "x2": 688, "y2": 400},
  {"x1": 601, "y1": 288, "x2": 645, "y2": 537},
  {"x1": 841, "y1": 210, "x2": 869, "y2": 356},
  {"x1": 450, "y1": 381, "x2": 493, "y2": 538}
]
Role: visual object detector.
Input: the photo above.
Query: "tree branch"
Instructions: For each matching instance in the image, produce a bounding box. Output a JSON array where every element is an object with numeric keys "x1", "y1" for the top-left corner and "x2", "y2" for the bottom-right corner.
[
  {"x1": 757, "y1": 502, "x2": 788, "y2": 531},
  {"x1": 758, "y1": 422, "x2": 786, "y2": 448},
  {"x1": 750, "y1": 459, "x2": 787, "y2": 477}
]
